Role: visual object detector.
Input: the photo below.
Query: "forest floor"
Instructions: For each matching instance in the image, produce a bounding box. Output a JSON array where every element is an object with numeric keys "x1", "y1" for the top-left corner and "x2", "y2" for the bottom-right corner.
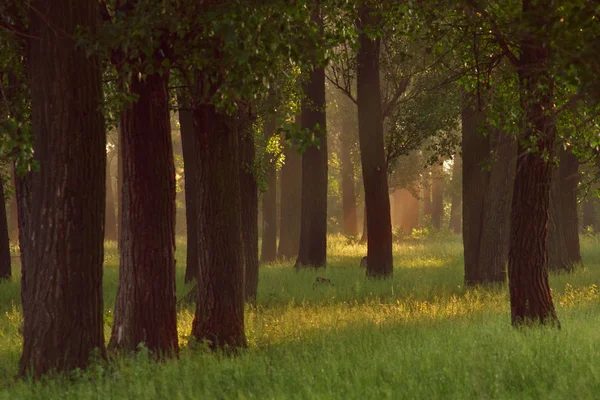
[{"x1": 0, "y1": 234, "x2": 599, "y2": 399}]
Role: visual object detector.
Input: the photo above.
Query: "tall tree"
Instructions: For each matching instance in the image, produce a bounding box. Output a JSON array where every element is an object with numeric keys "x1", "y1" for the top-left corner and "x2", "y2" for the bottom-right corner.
[
  {"x1": 20, "y1": 0, "x2": 106, "y2": 377},
  {"x1": 356, "y1": 4, "x2": 393, "y2": 278},
  {"x1": 431, "y1": 164, "x2": 444, "y2": 230},
  {"x1": 340, "y1": 118, "x2": 358, "y2": 236},
  {"x1": 295, "y1": 9, "x2": 328, "y2": 269},
  {"x1": 261, "y1": 116, "x2": 278, "y2": 263},
  {"x1": 0, "y1": 177, "x2": 11, "y2": 280},
  {"x1": 559, "y1": 148, "x2": 581, "y2": 265},
  {"x1": 179, "y1": 107, "x2": 200, "y2": 284},
  {"x1": 422, "y1": 171, "x2": 432, "y2": 221},
  {"x1": 548, "y1": 163, "x2": 574, "y2": 272},
  {"x1": 448, "y1": 155, "x2": 462, "y2": 234},
  {"x1": 507, "y1": 0, "x2": 560, "y2": 327},
  {"x1": 109, "y1": 71, "x2": 178, "y2": 355},
  {"x1": 278, "y1": 135, "x2": 302, "y2": 260},
  {"x1": 105, "y1": 160, "x2": 118, "y2": 242},
  {"x1": 7, "y1": 167, "x2": 18, "y2": 243}
]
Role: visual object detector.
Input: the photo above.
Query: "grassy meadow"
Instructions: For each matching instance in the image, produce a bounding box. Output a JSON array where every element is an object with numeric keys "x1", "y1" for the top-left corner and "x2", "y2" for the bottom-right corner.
[{"x1": 0, "y1": 234, "x2": 599, "y2": 399}]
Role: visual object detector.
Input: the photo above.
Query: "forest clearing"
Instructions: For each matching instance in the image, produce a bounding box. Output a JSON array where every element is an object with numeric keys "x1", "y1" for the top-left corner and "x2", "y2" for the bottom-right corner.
[{"x1": 0, "y1": 235, "x2": 598, "y2": 399}]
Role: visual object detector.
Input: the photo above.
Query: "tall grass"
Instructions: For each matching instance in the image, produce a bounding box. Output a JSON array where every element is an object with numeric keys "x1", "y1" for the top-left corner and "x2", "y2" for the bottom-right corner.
[{"x1": 0, "y1": 235, "x2": 598, "y2": 399}]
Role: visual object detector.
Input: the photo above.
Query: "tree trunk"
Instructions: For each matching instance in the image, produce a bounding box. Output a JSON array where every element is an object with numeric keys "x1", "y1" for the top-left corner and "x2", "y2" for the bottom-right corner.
[
  {"x1": 582, "y1": 192, "x2": 597, "y2": 232},
  {"x1": 448, "y1": 156, "x2": 462, "y2": 234},
  {"x1": 559, "y1": 148, "x2": 581, "y2": 265},
  {"x1": 20, "y1": 0, "x2": 106, "y2": 377},
  {"x1": 117, "y1": 125, "x2": 123, "y2": 249},
  {"x1": 423, "y1": 172, "x2": 432, "y2": 221},
  {"x1": 105, "y1": 161, "x2": 118, "y2": 242},
  {"x1": 340, "y1": 121, "x2": 358, "y2": 236},
  {"x1": 548, "y1": 164, "x2": 574, "y2": 272},
  {"x1": 431, "y1": 164, "x2": 444, "y2": 230},
  {"x1": 360, "y1": 204, "x2": 368, "y2": 243},
  {"x1": 508, "y1": 0, "x2": 559, "y2": 327},
  {"x1": 462, "y1": 98, "x2": 517, "y2": 286},
  {"x1": 191, "y1": 97, "x2": 246, "y2": 350},
  {"x1": 295, "y1": 69, "x2": 328, "y2": 268},
  {"x1": 179, "y1": 108, "x2": 200, "y2": 284},
  {"x1": 8, "y1": 167, "x2": 18, "y2": 244},
  {"x1": 356, "y1": 6, "x2": 393, "y2": 278},
  {"x1": 109, "y1": 72, "x2": 178, "y2": 355},
  {"x1": 261, "y1": 117, "x2": 278, "y2": 263},
  {"x1": 239, "y1": 127, "x2": 259, "y2": 302},
  {"x1": 0, "y1": 178, "x2": 11, "y2": 280},
  {"x1": 278, "y1": 132, "x2": 302, "y2": 260}
]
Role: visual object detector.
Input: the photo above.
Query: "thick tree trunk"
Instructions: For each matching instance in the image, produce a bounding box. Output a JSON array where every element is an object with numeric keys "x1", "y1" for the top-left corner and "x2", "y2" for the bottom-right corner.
[
  {"x1": 191, "y1": 98, "x2": 246, "y2": 350},
  {"x1": 340, "y1": 122, "x2": 358, "y2": 236},
  {"x1": 278, "y1": 134, "x2": 302, "y2": 260},
  {"x1": 559, "y1": 148, "x2": 581, "y2": 265},
  {"x1": 109, "y1": 72, "x2": 178, "y2": 355},
  {"x1": 105, "y1": 161, "x2": 118, "y2": 242},
  {"x1": 20, "y1": 0, "x2": 106, "y2": 377},
  {"x1": 0, "y1": 179, "x2": 11, "y2": 280},
  {"x1": 261, "y1": 117, "x2": 278, "y2": 263},
  {"x1": 295, "y1": 70, "x2": 328, "y2": 269},
  {"x1": 448, "y1": 156, "x2": 462, "y2": 234},
  {"x1": 431, "y1": 164, "x2": 444, "y2": 230},
  {"x1": 462, "y1": 99, "x2": 517, "y2": 286},
  {"x1": 508, "y1": 0, "x2": 559, "y2": 327},
  {"x1": 356, "y1": 6, "x2": 393, "y2": 278},
  {"x1": 239, "y1": 128, "x2": 259, "y2": 302},
  {"x1": 179, "y1": 108, "x2": 200, "y2": 284}
]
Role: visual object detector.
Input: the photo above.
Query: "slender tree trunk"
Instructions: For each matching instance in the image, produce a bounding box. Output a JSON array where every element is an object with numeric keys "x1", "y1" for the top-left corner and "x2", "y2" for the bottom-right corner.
[
  {"x1": 582, "y1": 192, "x2": 597, "y2": 232},
  {"x1": 239, "y1": 127, "x2": 259, "y2": 302},
  {"x1": 508, "y1": 0, "x2": 559, "y2": 327},
  {"x1": 340, "y1": 121, "x2": 358, "y2": 236},
  {"x1": 109, "y1": 72, "x2": 178, "y2": 355},
  {"x1": 20, "y1": 0, "x2": 106, "y2": 377},
  {"x1": 105, "y1": 161, "x2": 118, "y2": 242},
  {"x1": 356, "y1": 6, "x2": 393, "y2": 278},
  {"x1": 117, "y1": 125, "x2": 123, "y2": 249},
  {"x1": 261, "y1": 117, "x2": 278, "y2": 263},
  {"x1": 191, "y1": 94, "x2": 246, "y2": 350},
  {"x1": 0, "y1": 179, "x2": 11, "y2": 280},
  {"x1": 423, "y1": 172, "x2": 432, "y2": 221},
  {"x1": 462, "y1": 98, "x2": 517, "y2": 286},
  {"x1": 431, "y1": 164, "x2": 444, "y2": 230},
  {"x1": 8, "y1": 167, "x2": 18, "y2": 244},
  {"x1": 179, "y1": 108, "x2": 200, "y2": 284},
  {"x1": 295, "y1": 66, "x2": 328, "y2": 268},
  {"x1": 448, "y1": 156, "x2": 462, "y2": 234},
  {"x1": 559, "y1": 148, "x2": 581, "y2": 265},
  {"x1": 278, "y1": 131, "x2": 302, "y2": 260}
]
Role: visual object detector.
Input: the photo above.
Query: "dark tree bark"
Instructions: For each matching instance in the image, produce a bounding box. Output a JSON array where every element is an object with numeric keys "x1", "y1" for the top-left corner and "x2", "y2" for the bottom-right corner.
[
  {"x1": 179, "y1": 108, "x2": 200, "y2": 284},
  {"x1": 109, "y1": 72, "x2": 178, "y2": 355},
  {"x1": 559, "y1": 148, "x2": 581, "y2": 265},
  {"x1": 431, "y1": 164, "x2": 444, "y2": 230},
  {"x1": 448, "y1": 156, "x2": 462, "y2": 234},
  {"x1": 117, "y1": 125, "x2": 123, "y2": 249},
  {"x1": 0, "y1": 178, "x2": 11, "y2": 280},
  {"x1": 190, "y1": 96, "x2": 246, "y2": 350},
  {"x1": 295, "y1": 68, "x2": 328, "y2": 268},
  {"x1": 340, "y1": 121, "x2": 358, "y2": 236},
  {"x1": 356, "y1": 6, "x2": 393, "y2": 278},
  {"x1": 278, "y1": 133, "x2": 302, "y2": 260},
  {"x1": 508, "y1": 0, "x2": 559, "y2": 327},
  {"x1": 462, "y1": 99, "x2": 517, "y2": 286},
  {"x1": 105, "y1": 161, "x2": 118, "y2": 242},
  {"x1": 20, "y1": 0, "x2": 106, "y2": 377},
  {"x1": 261, "y1": 117, "x2": 278, "y2": 263},
  {"x1": 239, "y1": 127, "x2": 259, "y2": 302},
  {"x1": 8, "y1": 167, "x2": 18, "y2": 244}
]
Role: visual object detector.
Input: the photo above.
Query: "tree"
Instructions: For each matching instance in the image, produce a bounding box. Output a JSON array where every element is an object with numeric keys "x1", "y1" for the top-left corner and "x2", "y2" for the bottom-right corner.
[
  {"x1": 108, "y1": 71, "x2": 179, "y2": 356},
  {"x1": 356, "y1": 4, "x2": 393, "y2": 278},
  {"x1": 340, "y1": 116, "x2": 358, "y2": 236},
  {"x1": 278, "y1": 134, "x2": 302, "y2": 260},
  {"x1": 20, "y1": 0, "x2": 106, "y2": 376},
  {"x1": 261, "y1": 116, "x2": 278, "y2": 263},
  {"x1": 105, "y1": 159, "x2": 118, "y2": 242},
  {"x1": 559, "y1": 148, "x2": 581, "y2": 265},
  {"x1": 431, "y1": 164, "x2": 444, "y2": 230},
  {"x1": 448, "y1": 155, "x2": 462, "y2": 234},
  {"x1": 0, "y1": 176, "x2": 10, "y2": 280}
]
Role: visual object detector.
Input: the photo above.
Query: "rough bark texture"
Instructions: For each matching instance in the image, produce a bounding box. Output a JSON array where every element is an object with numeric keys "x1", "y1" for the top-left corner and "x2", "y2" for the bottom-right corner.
[
  {"x1": 109, "y1": 72, "x2": 178, "y2": 355},
  {"x1": 239, "y1": 127, "x2": 259, "y2": 302},
  {"x1": 261, "y1": 117, "x2": 278, "y2": 263},
  {"x1": 448, "y1": 156, "x2": 462, "y2": 234},
  {"x1": 105, "y1": 161, "x2": 118, "y2": 242},
  {"x1": 340, "y1": 121, "x2": 358, "y2": 236},
  {"x1": 295, "y1": 69, "x2": 328, "y2": 269},
  {"x1": 191, "y1": 99, "x2": 246, "y2": 350},
  {"x1": 278, "y1": 134, "x2": 302, "y2": 260},
  {"x1": 559, "y1": 148, "x2": 581, "y2": 265},
  {"x1": 508, "y1": 0, "x2": 559, "y2": 327},
  {"x1": 393, "y1": 189, "x2": 419, "y2": 234},
  {"x1": 356, "y1": 6, "x2": 393, "y2": 278},
  {"x1": 0, "y1": 179, "x2": 11, "y2": 280},
  {"x1": 179, "y1": 108, "x2": 200, "y2": 284},
  {"x1": 431, "y1": 165, "x2": 444, "y2": 230},
  {"x1": 20, "y1": 0, "x2": 106, "y2": 377}
]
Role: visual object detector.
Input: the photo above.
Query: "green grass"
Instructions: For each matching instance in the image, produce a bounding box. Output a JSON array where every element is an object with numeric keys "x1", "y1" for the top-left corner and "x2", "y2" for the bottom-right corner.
[{"x1": 0, "y1": 234, "x2": 599, "y2": 399}]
